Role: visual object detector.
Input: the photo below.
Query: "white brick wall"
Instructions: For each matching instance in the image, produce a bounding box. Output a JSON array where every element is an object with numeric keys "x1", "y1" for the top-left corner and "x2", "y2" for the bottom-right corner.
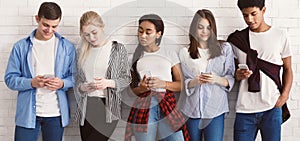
[{"x1": 1, "y1": 0, "x2": 300, "y2": 141}]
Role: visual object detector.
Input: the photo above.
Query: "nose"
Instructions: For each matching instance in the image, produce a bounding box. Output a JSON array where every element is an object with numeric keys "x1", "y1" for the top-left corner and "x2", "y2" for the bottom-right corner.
[
  {"x1": 246, "y1": 15, "x2": 254, "y2": 23},
  {"x1": 139, "y1": 32, "x2": 146, "y2": 39}
]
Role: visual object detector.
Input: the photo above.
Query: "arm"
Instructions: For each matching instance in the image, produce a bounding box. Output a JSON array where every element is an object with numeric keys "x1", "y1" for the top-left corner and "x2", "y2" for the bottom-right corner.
[
  {"x1": 148, "y1": 64, "x2": 182, "y2": 92},
  {"x1": 109, "y1": 44, "x2": 131, "y2": 92},
  {"x1": 4, "y1": 45, "x2": 33, "y2": 91},
  {"x1": 275, "y1": 56, "x2": 293, "y2": 107}
]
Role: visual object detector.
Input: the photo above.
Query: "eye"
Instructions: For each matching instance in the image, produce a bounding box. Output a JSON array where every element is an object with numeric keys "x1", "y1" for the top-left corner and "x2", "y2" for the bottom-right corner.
[
  {"x1": 84, "y1": 33, "x2": 89, "y2": 37},
  {"x1": 251, "y1": 13, "x2": 257, "y2": 16},
  {"x1": 92, "y1": 31, "x2": 97, "y2": 35},
  {"x1": 43, "y1": 23, "x2": 50, "y2": 27},
  {"x1": 198, "y1": 26, "x2": 204, "y2": 29},
  {"x1": 207, "y1": 26, "x2": 211, "y2": 30}
]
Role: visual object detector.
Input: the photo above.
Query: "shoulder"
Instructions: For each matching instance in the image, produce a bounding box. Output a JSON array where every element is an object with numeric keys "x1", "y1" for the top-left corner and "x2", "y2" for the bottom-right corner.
[
  {"x1": 112, "y1": 41, "x2": 126, "y2": 51},
  {"x1": 179, "y1": 47, "x2": 189, "y2": 57},
  {"x1": 269, "y1": 27, "x2": 287, "y2": 36},
  {"x1": 220, "y1": 41, "x2": 234, "y2": 55},
  {"x1": 12, "y1": 37, "x2": 31, "y2": 52},
  {"x1": 227, "y1": 27, "x2": 249, "y2": 39}
]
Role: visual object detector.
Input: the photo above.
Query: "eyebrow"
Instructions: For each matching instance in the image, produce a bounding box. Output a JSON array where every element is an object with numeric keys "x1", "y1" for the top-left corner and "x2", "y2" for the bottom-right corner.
[
  {"x1": 42, "y1": 22, "x2": 58, "y2": 28},
  {"x1": 139, "y1": 26, "x2": 153, "y2": 31}
]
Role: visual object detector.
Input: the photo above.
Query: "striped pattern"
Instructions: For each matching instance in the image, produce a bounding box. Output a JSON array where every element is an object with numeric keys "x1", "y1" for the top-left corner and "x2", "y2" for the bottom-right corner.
[{"x1": 74, "y1": 41, "x2": 131, "y2": 125}]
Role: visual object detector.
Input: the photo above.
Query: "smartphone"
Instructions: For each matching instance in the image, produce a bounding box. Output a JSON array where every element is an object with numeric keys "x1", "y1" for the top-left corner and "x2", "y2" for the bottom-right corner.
[
  {"x1": 44, "y1": 74, "x2": 55, "y2": 78},
  {"x1": 201, "y1": 72, "x2": 212, "y2": 75},
  {"x1": 238, "y1": 64, "x2": 249, "y2": 70}
]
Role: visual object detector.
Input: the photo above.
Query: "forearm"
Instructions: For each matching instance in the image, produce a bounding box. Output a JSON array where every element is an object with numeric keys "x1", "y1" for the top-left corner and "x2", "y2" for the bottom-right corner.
[
  {"x1": 215, "y1": 76, "x2": 229, "y2": 87},
  {"x1": 165, "y1": 80, "x2": 181, "y2": 92},
  {"x1": 131, "y1": 86, "x2": 150, "y2": 95},
  {"x1": 281, "y1": 68, "x2": 293, "y2": 97}
]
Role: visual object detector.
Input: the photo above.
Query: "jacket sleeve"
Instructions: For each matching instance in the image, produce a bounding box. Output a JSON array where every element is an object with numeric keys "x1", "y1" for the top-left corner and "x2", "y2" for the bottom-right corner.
[
  {"x1": 110, "y1": 43, "x2": 131, "y2": 93},
  {"x1": 221, "y1": 42, "x2": 235, "y2": 92},
  {"x1": 4, "y1": 44, "x2": 33, "y2": 91},
  {"x1": 60, "y1": 43, "x2": 76, "y2": 91}
]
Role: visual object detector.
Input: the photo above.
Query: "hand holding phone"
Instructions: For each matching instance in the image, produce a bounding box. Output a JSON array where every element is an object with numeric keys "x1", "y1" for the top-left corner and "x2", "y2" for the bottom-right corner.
[
  {"x1": 43, "y1": 74, "x2": 55, "y2": 79},
  {"x1": 238, "y1": 64, "x2": 249, "y2": 70}
]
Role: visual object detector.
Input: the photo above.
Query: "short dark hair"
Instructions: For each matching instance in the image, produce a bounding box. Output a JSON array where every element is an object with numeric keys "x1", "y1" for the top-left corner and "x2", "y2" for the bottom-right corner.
[
  {"x1": 237, "y1": 0, "x2": 265, "y2": 11},
  {"x1": 38, "y1": 2, "x2": 62, "y2": 20}
]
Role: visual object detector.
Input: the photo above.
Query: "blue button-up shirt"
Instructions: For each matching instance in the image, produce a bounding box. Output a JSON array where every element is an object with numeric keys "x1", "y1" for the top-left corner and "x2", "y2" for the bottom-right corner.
[
  {"x1": 4, "y1": 30, "x2": 75, "y2": 128},
  {"x1": 178, "y1": 42, "x2": 235, "y2": 119}
]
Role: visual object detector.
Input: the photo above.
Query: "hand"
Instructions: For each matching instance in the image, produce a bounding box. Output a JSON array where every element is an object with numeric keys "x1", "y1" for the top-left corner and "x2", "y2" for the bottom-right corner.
[
  {"x1": 189, "y1": 75, "x2": 205, "y2": 88},
  {"x1": 235, "y1": 68, "x2": 253, "y2": 81},
  {"x1": 200, "y1": 73, "x2": 229, "y2": 87},
  {"x1": 80, "y1": 82, "x2": 96, "y2": 93},
  {"x1": 147, "y1": 77, "x2": 166, "y2": 89},
  {"x1": 139, "y1": 75, "x2": 151, "y2": 91},
  {"x1": 44, "y1": 77, "x2": 64, "y2": 91},
  {"x1": 93, "y1": 77, "x2": 115, "y2": 90},
  {"x1": 31, "y1": 75, "x2": 46, "y2": 88},
  {"x1": 275, "y1": 94, "x2": 289, "y2": 108}
]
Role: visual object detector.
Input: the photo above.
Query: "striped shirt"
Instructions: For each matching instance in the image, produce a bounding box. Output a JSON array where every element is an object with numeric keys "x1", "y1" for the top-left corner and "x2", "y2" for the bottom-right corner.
[{"x1": 74, "y1": 41, "x2": 131, "y2": 124}]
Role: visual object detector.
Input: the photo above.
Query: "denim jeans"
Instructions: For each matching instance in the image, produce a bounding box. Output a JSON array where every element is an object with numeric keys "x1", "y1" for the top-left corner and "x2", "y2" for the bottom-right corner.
[
  {"x1": 133, "y1": 97, "x2": 185, "y2": 141},
  {"x1": 15, "y1": 116, "x2": 64, "y2": 141},
  {"x1": 234, "y1": 107, "x2": 282, "y2": 141},
  {"x1": 186, "y1": 113, "x2": 225, "y2": 141}
]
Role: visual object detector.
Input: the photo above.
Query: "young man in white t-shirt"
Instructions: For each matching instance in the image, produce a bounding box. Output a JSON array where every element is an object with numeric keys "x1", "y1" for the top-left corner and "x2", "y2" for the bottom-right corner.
[
  {"x1": 227, "y1": 0, "x2": 293, "y2": 141},
  {"x1": 4, "y1": 2, "x2": 75, "y2": 141}
]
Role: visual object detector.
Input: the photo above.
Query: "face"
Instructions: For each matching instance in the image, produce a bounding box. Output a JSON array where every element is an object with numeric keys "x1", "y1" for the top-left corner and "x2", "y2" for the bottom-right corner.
[
  {"x1": 196, "y1": 18, "x2": 211, "y2": 42},
  {"x1": 81, "y1": 24, "x2": 105, "y2": 47},
  {"x1": 35, "y1": 16, "x2": 60, "y2": 41},
  {"x1": 138, "y1": 21, "x2": 161, "y2": 48},
  {"x1": 242, "y1": 6, "x2": 266, "y2": 32}
]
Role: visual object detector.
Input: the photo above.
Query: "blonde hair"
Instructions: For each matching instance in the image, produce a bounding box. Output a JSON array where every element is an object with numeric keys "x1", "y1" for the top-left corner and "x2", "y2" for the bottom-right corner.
[{"x1": 78, "y1": 11, "x2": 104, "y2": 67}]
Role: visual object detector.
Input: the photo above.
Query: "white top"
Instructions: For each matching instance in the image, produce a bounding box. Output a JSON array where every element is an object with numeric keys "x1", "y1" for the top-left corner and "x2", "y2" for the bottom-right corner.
[
  {"x1": 83, "y1": 41, "x2": 111, "y2": 97},
  {"x1": 32, "y1": 35, "x2": 60, "y2": 117},
  {"x1": 179, "y1": 47, "x2": 209, "y2": 75},
  {"x1": 232, "y1": 27, "x2": 292, "y2": 113},
  {"x1": 136, "y1": 46, "x2": 179, "y2": 92}
]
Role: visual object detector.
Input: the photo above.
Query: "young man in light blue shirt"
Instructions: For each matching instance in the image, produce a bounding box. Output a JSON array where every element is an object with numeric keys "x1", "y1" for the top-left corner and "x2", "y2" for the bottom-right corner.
[{"x1": 4, "y1": 2, "x2": 75, "y2": 141}]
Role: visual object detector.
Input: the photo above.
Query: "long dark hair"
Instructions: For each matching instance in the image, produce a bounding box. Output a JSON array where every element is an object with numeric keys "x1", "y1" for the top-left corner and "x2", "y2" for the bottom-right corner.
[
  {"x1": 131, "y1": 14, "x2": 165, "y2": 88},
  {"x1": 188, "y1": 9, "x2": 222, "y2": 59}
]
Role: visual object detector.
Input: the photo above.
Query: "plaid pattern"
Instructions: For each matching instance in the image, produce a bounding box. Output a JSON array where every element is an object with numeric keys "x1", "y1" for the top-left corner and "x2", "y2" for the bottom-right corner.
[
  {"x1": 227, "y1": 27, "x2": 291, "y2": 123},
  {"x1": 125, "y1": 91, "x2": 190, "y2": 141}
]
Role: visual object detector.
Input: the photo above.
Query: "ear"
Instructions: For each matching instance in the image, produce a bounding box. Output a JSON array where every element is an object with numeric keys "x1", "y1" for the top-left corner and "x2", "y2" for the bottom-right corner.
[
  {"x1": 156, "y1": 31, "x2": 162, "y2": 39},
  {"x1": 262, "y1": 6, "x2": 266, "y2": 14},
  {"x1": 35, "y1": 15, "x2": 39, "y2": 23}
]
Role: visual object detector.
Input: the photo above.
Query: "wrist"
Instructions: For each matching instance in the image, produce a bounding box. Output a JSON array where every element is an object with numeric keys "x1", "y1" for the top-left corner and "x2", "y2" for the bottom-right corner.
[
  {"x1": 106, "y1": 79, "x2": 115, "y2": 88},
  {"x1": 165, "y1": 81, "x2": 168, "y2": 89}
]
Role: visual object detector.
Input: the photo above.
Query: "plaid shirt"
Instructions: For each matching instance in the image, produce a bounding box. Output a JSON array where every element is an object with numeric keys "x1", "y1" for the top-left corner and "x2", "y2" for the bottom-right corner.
[{"x1": 125, "y1": 91, "x2": 190, "y2": 141}]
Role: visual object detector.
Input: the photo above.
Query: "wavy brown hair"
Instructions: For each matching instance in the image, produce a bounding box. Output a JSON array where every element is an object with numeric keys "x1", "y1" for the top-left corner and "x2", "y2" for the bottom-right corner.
[{"x1": 188, "y1": 9, "x2": 222, "y2": 59}]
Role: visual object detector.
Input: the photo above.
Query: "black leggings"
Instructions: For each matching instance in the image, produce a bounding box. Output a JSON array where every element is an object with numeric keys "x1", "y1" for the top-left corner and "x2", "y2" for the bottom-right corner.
[{"x1": 80, "y1": 97, "x2": 118, "y2": 141}]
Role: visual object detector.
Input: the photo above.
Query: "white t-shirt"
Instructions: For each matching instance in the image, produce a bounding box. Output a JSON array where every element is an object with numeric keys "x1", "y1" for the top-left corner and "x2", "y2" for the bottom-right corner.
[
  {"x1": 179, "y1": 47, "x2": 209, "y2": 75},
  {"x1": 83, "y1": 41, "x2": 111, "y2": 97},
  {"x1": 232, "y1": 27, "x2": 292, "y2": 113},
  {"x1": 32, "y1": 36, "x2": 60, "y2": 117},
  {"x1": 136, "y1": 46, "x2": 179, "y2": 92}
]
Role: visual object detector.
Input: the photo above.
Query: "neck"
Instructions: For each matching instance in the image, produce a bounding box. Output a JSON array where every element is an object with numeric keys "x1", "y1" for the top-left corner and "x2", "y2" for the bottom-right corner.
[
  {"x1": 93, "y1": 37, "x2": 108, "y2": 48},
  {"x1": 252, "y1": 23, "x2": 271, "y2": 32},
  {"x1": 144, "y1": 44, "x2": 159, "y2": 52},
  {"x1": 199, "y1": 41, "x2": 208, "y2": 49}
]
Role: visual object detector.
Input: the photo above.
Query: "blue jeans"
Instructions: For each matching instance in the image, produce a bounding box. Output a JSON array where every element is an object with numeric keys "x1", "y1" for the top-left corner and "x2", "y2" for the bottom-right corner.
[
  {"x1": 234, "y1": 107, "x2": 282, "y2": 141},
  {"x1": 186, "y1": 114, "x2": 225, "y2": 141},
  {"x1": 133, "y1": 97, "x2": 184, "y2": 141},
  {"x1": 15, "y1": 116, "x2": 64, "y2": 141}
]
